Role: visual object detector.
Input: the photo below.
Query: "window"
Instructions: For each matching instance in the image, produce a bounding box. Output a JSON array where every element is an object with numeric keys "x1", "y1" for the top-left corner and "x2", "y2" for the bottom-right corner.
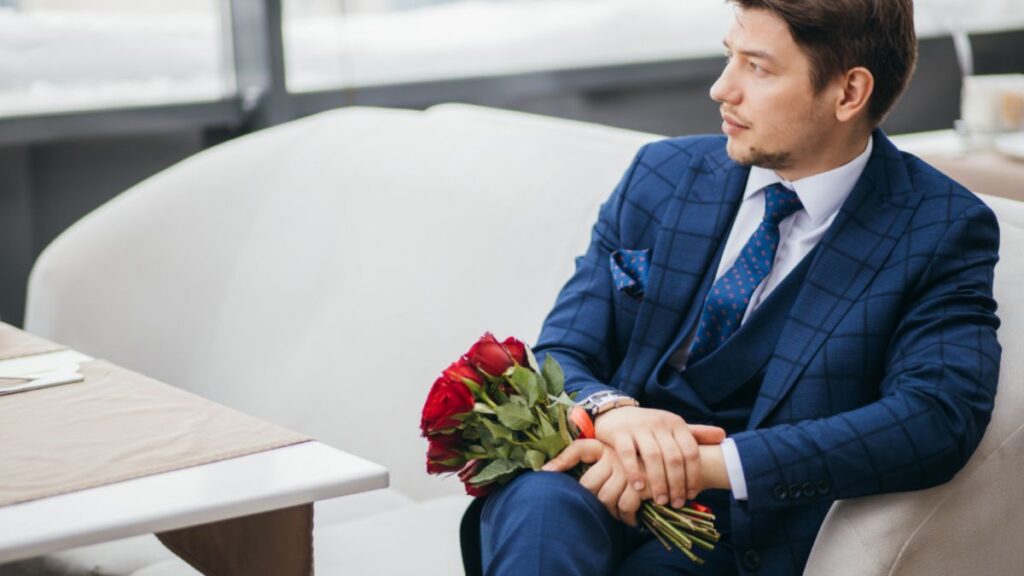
[
  {"x1": 0, "y1": 0, "x2": 231, "y2": 118},
  {"x1": 282, "y1": 0, "x2": 733, "y2": 92}
]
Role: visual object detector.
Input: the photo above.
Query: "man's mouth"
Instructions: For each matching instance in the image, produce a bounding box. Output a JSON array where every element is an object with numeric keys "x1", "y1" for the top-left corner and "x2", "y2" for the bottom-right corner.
[
  {"x1": 721, "y1": 112, "x2": 749, "y2": 136},
  {"x1": 721, "y1": 112, "x2": 749, "y2": 129}
]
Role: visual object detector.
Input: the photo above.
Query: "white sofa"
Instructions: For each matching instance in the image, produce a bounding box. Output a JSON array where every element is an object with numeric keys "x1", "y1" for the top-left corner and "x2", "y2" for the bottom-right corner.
[{"x1": 7, "y1": 105, "x2": 1024, "y2": 575}]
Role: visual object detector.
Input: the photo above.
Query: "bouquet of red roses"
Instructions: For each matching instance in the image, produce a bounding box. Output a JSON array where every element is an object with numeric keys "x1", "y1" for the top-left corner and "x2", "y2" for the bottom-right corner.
[{"x1": 421, "y1": 332, "x2": 720, "y2": 563}]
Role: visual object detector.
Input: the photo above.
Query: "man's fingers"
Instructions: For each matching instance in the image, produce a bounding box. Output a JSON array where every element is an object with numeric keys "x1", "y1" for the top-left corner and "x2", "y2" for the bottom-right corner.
[
  {"x1": 690, "y1": 424, "x2": 727, "y2": 445},
  {"x1": 596, "y1": 464, "x2": 628, "y2": 522},
  {"x1": 614, "y1": 437, "x2": 645, "y2": 493},
  {"x1": 578, "y1": 458, "x2": 612, "y2": 496},
  {"x1": 634, "y1": 432, "x2": 669, "y2": 506},
  {"x1": 618, "y1": 487, "x2": 643, "y2": 527},
  {"x1": 674, "y1": 427, "x2": 702, "y2": 501},
  {"x1": 654, "y1": 429, "x2": 687, "y2": 509},
  {"x1": 543, "y1": 439, "x2": 603, "y2": 472}
]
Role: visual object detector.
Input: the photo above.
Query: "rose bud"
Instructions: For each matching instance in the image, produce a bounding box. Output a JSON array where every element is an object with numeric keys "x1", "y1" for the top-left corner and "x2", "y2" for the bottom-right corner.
[
  {"x1": 458, "y1": 460, "x2": 495, "y2": 497},
  {"x1": 444, "y1": 358, "x2": 484, "y2": 387},
  {"x1": 464, "y1": 483, "x2": 494, "y2": 497},
  {"x1": 420, "y1": 374, "x2": 475, "y2": 435},
  {"x1": 501, "y1": 337, "x2": 528, "y2": 367},
  {"x1": 466, "y1": 332, "x2": 517, "y2": 376},
  {"x1": 426, "y1": 434, "x2": 465, "y2": 474},
  {"x1": 458, "y1": 459, "x2": 484, "y2": 484}
]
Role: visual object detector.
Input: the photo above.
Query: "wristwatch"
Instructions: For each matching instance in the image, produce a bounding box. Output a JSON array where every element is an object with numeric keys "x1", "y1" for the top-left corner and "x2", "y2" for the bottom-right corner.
[{"x1": 580, "y1": 391, "x2": 639, "y2": 419}]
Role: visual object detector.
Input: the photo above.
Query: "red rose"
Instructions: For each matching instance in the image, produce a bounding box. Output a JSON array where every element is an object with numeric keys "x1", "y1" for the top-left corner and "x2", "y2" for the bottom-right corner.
[
  {"x1": 420, "y1": 374, "x2": 475, "y2": 435},
  {"x1": 466, "y1": 332, "x2": 525, "y2": 376},
  {"x1": 464, "y1": 483, "x2": 494, "y2": 497},
  {"x1": 458, "y1": 460, "x2": 495, "y2": 497},
  {"x1": 426, "y1": 433, "x2": 465, "y2": 474},
  {"x1": 443, "y1": 358, "x2": 484, "y2": 387},
  {"x1": 501, "y1": 336, "x2": 528, "y2": 366}
]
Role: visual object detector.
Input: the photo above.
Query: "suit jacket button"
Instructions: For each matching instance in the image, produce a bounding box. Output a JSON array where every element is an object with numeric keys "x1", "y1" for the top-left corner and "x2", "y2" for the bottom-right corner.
[
  {"x1": 816, "y1": 480, "x2": 831, "y2": 496},
  {"x1": 802, "y1": 482, "x2": 816, "y2": 497},
  {"x1": 742, "y1": 549, "x2": 762, "y2": 571},
  {"x1": 772, "y1": 485, "x2": 788, "y2": 500},
  {"x1": 788, "y1": 484, "x2": 803, "y2": 499}
]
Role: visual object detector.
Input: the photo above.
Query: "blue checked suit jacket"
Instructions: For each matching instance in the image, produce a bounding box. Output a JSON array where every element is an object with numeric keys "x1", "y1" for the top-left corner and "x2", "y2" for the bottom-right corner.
[{"x1": 533, "y1": 130, "x2": 1001, "y2": 574}]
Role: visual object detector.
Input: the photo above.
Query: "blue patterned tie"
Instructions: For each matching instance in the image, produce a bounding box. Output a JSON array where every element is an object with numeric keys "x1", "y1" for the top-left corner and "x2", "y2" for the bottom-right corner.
[{"x1": 688, "y1": 183, "x2": 803, "y2": 365}]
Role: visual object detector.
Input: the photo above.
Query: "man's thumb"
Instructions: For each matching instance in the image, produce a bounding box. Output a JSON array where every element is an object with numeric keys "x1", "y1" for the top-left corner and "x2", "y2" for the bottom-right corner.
[{"x1": 542, "y1": 444, "x2": 577, "y2": 472}]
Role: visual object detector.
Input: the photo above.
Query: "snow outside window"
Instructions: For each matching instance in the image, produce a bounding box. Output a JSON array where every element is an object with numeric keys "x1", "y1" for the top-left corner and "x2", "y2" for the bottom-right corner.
[
  {"x1": 281, "y1": 0, "x2": 1024, "y2": 93},
  {"x1": 0, "y1": 0, "x2": 229, "y2": 118},
  {"x1": 1, "y1": 0, "x2": 1021, "y2": 117}
]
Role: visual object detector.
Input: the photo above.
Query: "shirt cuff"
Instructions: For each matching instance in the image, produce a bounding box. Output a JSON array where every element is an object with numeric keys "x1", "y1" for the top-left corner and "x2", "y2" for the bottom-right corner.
[{"x1": 720, "y1": 437, "x2": 748, "y2": 501}]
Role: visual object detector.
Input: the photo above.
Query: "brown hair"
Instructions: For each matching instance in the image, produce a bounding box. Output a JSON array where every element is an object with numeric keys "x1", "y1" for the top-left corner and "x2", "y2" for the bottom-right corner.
[{"x1": 732, "y1": 0, "x2": 917, "y2": 124}]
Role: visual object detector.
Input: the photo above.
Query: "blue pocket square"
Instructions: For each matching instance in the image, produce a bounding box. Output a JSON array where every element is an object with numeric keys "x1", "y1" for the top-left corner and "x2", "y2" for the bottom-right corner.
[{"x1": 610, "y1": 248, "x2": 651, "y2": 298}]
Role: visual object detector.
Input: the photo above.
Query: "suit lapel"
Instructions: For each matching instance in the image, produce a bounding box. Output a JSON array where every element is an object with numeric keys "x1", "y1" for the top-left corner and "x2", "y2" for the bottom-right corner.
[
  {"x1": 747, "y1": 130, "x2": 924, "y2": 429},
  {"x1": 621, "y1": 146, "x2": 748, "y2": 397}
]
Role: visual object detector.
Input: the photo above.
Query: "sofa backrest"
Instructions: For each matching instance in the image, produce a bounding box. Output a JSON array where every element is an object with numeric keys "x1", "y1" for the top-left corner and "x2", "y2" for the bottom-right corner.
[
  {"x1": 24, "y1": 104, "x2": 657, "y2": 501},
  {"x1": 803, "y1": 194, "x2": 1024, "y2": 574}
]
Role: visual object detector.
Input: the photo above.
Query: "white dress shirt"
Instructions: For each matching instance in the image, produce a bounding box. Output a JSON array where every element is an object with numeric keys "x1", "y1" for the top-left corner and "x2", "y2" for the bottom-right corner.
[{"x1": 690, "y1": 138, "x2": 874, "y2": 500}]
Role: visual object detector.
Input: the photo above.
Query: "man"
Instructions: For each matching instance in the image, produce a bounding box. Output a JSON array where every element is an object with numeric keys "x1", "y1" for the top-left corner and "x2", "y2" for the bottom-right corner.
[{"x1": 475, "y1": 1, "x2": 1001, "y2": 574}]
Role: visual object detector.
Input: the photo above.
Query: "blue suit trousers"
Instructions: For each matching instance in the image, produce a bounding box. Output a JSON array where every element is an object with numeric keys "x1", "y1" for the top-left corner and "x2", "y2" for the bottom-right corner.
[{"x1": 480, "y1": 471, "x2": 740, "y2": 575}]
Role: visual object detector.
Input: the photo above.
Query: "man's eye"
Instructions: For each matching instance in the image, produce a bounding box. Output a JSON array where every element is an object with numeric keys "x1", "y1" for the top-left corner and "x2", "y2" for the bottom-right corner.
[{"x1": 750, "y1": 62, "x2": 764, "y2": 73}]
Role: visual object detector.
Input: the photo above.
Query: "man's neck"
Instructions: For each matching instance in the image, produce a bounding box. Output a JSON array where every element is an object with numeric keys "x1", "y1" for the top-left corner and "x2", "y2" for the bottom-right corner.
[{"x1": 776, "y1": 131, "x2": 873, "y2": 183}]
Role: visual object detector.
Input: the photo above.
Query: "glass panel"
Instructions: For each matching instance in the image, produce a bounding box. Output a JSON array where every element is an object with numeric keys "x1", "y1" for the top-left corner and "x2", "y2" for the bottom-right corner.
[
  {"x1": 0, "y1": 0, "x2": 231, "y2": 118},
  {"x1": 283, "y1": 0, "x2": 1024, "y2": 94},
  {"x1": 283, "y1": 0, "x2": 733, "y2": 92},
  {"x1": 916, "y1": 0, "x2": 1024, "y2": 36}
]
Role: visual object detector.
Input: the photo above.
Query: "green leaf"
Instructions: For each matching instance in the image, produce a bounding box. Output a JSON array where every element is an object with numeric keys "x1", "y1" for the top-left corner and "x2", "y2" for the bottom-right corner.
[
  {"x1": 480, "y1": 416, "x2": 514, "y2": 442},
  {"x1": 524, "y1": 449, "x2": 547, "y2": 471},
  {"x1": 471, "y1": 459, "x2": 523, "y2": 484},
  {"x1": 526, "y1": 346, "x2": 541, "y2": 373},
  {"x1": 466, "y1": 444, "x2": 488, "y2": 455},
  {"x1": 534, "y1": 371, "x2": 549, "y2": 398},
  {"x1": 496, "y1": 443, "x2": 511, "y2": 459},
  {"x1": 532, "y1": 433, "x2": 570, "y2": 460},
  {"x1": 461, "y1": 377, "x2": 484, "y2": 397},
  {"x1": 474, "y1": 402, "x2": 496, "y2": 415},
  {"x1": 510, "y1": 366, "x2": 542, "y2": 406},
  {"x1": 490, "y1": 384, "x2": 510, "y2": 405},
  {"x1": 536, "y1": 407, "x2": 557, "y2": 437},
  {"x1": 542, "y1": 355, "x2": 565, "y2": 396},
  {"x1": 495, "y1": 402, "x2": 536, "y2": 431},
  {"x1": 556, "y1": 405, "x2": 573, "y2": 446}
]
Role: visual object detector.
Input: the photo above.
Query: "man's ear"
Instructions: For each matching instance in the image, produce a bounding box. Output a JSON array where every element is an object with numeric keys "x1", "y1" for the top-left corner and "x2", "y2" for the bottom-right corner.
[{"x1": 835, "y1": 66, "x2": 874, "y2": 124}]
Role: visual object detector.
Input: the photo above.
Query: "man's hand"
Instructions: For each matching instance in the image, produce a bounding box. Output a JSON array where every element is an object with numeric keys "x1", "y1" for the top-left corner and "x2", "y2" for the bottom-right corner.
[
  {"x1": 594, "y1": 407, "x2": 726, "y2": 509},
  {"x1": 542, "y1": 439, "x2": 651, "y2": 526}
]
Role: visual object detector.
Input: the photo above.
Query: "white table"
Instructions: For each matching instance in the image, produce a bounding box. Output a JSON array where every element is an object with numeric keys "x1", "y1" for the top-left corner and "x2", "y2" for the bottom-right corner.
[
  {"x1": 0, "y1": 348, "x2": 389, "y2": 567},
  {"x1": 0, "y1": 440, "x2": 387, "y2": 566}
]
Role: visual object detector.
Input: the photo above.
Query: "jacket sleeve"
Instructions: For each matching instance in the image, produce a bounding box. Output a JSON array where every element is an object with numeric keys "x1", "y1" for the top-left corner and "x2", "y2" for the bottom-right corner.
[
  {"x1": 730, "y1": 202, "x2": 1002, "y2": 514},
  {"x1": 532, "y1": 144, "x2": 649, "y2": 402}
]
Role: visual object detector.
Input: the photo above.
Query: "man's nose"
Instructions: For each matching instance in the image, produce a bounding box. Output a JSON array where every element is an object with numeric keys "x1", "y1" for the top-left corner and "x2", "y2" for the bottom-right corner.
[{"x1": 709, "y1": 62, "x2": 739, "y2": 105}]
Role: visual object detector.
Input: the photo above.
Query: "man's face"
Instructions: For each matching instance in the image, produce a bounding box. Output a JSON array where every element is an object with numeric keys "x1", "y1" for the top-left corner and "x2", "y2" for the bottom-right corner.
[{"x1": 710, "y1": 7, "x2": 837, "y2": 173}]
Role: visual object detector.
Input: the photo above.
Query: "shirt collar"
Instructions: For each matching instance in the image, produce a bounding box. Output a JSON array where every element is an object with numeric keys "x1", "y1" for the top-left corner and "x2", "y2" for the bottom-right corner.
[{"x1": 743, "y1": 137, "x2": 873, "y2": 225}]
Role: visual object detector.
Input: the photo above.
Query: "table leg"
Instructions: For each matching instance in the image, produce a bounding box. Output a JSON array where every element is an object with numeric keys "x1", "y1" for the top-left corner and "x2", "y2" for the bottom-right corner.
[{"x1": 157, "y1": 504, "x2": 313, "y2": 576}]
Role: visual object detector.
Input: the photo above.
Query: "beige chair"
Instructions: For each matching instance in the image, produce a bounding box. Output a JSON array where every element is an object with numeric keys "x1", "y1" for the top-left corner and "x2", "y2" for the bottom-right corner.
[{"x1": 11, "y1": 105, "x2": 1024, "y2": 575}]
